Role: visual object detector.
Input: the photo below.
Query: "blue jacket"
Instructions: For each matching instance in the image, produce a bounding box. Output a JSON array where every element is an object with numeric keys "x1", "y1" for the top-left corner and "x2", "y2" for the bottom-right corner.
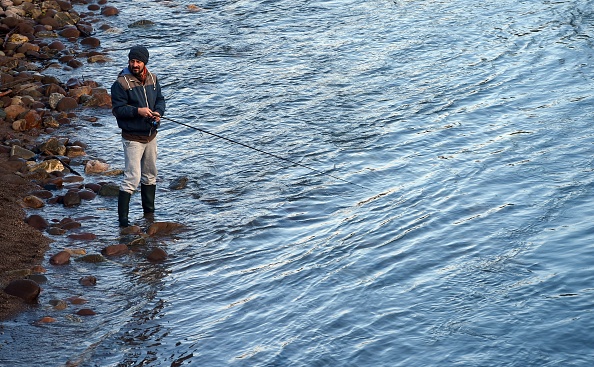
[{"x1": 111, "y1": 67, "x2": 166, "y2": 137}]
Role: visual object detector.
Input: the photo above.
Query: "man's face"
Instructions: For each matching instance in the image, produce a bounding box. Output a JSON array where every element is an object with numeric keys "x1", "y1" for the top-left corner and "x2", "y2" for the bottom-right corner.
[{"x1": 128, "y1": 59, "x2": 145, "y2": 76}]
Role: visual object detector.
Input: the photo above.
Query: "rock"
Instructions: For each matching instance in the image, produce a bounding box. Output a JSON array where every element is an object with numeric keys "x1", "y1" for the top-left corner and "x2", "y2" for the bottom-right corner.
[
  {"x1": 120, "y1": 225, "x2": 142, "y2": 235},
  {"x1": 80, "y1": 37, "x2": 101, "y2": 47},
  {"x1": 62, "y1": 190, "x2": 81, "y2": 207},
  {"x1": 78, "y1": 189, "x2": 96, "y2": 200},
  {"x1": 147, "y1": 247, "x2": 167, "y2": 262},
  {"x1": 147, "y1": 222, "x2": 185, "y2": 236},
  {"x1": 30, "y1": 190, "x2": 53, "y2": 199},
  {"x1": 67, "y1": 296, "x2": 87, "y2": 305},
  {"x1": 76, "y1": 308, "x2": 96, "y2": 316},
  {"x1": 76, "y1": 254, "x2": 105, "y2": 263},
  {"x1": 64, "y1": 248, "x2": 86, "y2": 256},
  {"x1": 85, "y1": 159, "x2": 108, "y2": 174},
  {"x1": 67, "y1": 232, "x2": 96, "y2": 241},
  {"x1": 101, "y1": 6, "x2": 119, "y2": 16},
  {"x1": 10, "y1": 145, "x2": 35, "y2": 159},
  {"x1": 38, "y1": 137, "x2": 66, "y2": 155},
  {"x1": 85, "y1": 183, "x2": 101, "y2": 192},
  {"x1": 27, "y1": 159, "x2": 64, "y2": 173},
  {"x1": 26, "y1": 274, "x2": 48, "y2": 284},
  {"x1": 65, "y1": 145, "x2": 85, "y2": 157},
  {"x1": 97, "y1": 182, "x2": 119, "y2": 196},
  {"x1": 79, "y1": 276, "x2": 97, "y2": 286},
  {"x1": 38, "y1": 317, "x2": 57, "y2": 323},
  {"x1": 4, "y1": 279, "x2": 41, "y2": 303},
  {"x1": 169, "y1": 176, "x2": 188, "y2": 190},
  {"x1": 128, "y1": 20, "x2": 155, "y2": 28},
  {"x1": 22, "y1": 195, "x2": 45, "y2": 208},
  {"x1": 26, "y1": 214, "x2": 49, "y2": 230},
  {"x1": 101, "y1": 244, "x2": 129, "y2": 256},
  {"x1": 4, "y1": 104, "x2": 26, "y2": 121},
  {"x1": 49, "y1": 250, "x2": 71, "y2": 265},
  {"x1": 47, "y1": 227, "x2": 66, "y2": 235},
  {"x1": 49, "y1": 299, "x2": 68, "y2": 310},
  {"x1": 56, "y1": 96, "x2": 78, "y2": 111}
]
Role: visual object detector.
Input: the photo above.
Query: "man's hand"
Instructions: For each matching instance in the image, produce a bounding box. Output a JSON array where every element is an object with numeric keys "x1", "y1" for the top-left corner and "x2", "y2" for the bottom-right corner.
[
  {"x1": 151, "y1": 111, "x2": 161, "y2": 123},
  {"x1": 138, "y1": 107, "x2": 154, "y2": 118}
]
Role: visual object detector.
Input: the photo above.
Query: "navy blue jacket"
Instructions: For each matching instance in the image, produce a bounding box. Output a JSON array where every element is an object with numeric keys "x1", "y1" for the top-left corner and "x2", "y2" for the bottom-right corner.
[{"x1": 111, "y1": 67, "x2": 166, "y2": 137}]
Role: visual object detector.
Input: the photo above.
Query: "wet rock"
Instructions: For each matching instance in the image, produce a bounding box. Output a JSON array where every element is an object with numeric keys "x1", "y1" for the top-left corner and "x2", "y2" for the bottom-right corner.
[
  {"x1": 27, "y1": 159, "x2": 64, "y2": 173},
  {"x1": 63, "y1": 175, "x2": 84, "y2": 183},
  {"x1": 79, "y1": 276, "x2": 97, "y2": 286},
  {"x1": 85, "y1": 159, "x2": 108, "y2": 174},
  {"x1": 101, "y1": 6, "x2": 119, "y2": 16},
  {"x1": 26, "y1": 274, "x2": 48, "y2": 284},
  {"x1": 49, "y1": 250, "x2": 71, "y2": 265},
  {"x1": 147, "y1": 247, "x2": 167, "y2": 262},
  {"x1": 147, "y1": 222, "x2": 185, "y2": 236},
  {"x1": 38, "y1": 137, "x2": 66, "y2": 155},
  {"x1": 120, "y1": 225, "x2": 142, "y2": 235},
  {"x1": 49, "y1": 299, "x2": 68, "y2": 310},
  {"x1": 101, "y1": 244, "x2": 129, "y2": 256},
  {"x1": 38, "y1": 316, "x2": 57, "y2": 323},
  {"x1": 47, "y1": 227, "x2": 66, "y2": 235},
  {"x1": 56, "y1": 96, "x2": 78, "y2": 111},
  {"x1": 76, "y1": 254, "x2": 105, "y2": 263},
  {"x1": 64, "y1": 248, "x2": 86, "y2": 256},
  {"x1": 169, "y1": 176, "x2": 188, "y2": 190},
  {"x1": 67, "y1": 232, "x2": 96, "y2": 241},
  {"x1": 78, "y1": 189, "x2": 96, "y2": 200},
  {"x1": 4, "y1": 279, "x2": 40, "y2": 303},
  {"x1": 76, "y1": 308, "x2": 96, "y2": 316},
  {"x1": 10, "y1": 145, "x2": 35, "y2": 159},
  {"x1": 60, "y1": 220, "x2": 81, "y2": 231},
  {"x1": 97, "y1": 182, "x2": 119, "y2": 196},
  {"x1": 128, "y1": 20, "x2": 155, "y2": 28},
  {"x1": 84, "y1": 182, "x2": 101, "y2": 192},
  {"x1": 67, "y1": 296, "x2": 87, "y2": 305},
  {"x1": 63, "y1": 190, "x2": 81, "y2": 207},
  {"x1": 22, "y1": 195, "x2": 45, "y2": 208},
  {"x1": 26, "y1": 214, "x2": 49, "y2": 230}
]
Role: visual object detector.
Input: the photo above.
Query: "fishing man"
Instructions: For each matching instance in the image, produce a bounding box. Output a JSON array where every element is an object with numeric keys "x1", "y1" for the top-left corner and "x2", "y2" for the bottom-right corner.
[{"x1": 111, "y1": 45, "x2": 166, "y2": 227}]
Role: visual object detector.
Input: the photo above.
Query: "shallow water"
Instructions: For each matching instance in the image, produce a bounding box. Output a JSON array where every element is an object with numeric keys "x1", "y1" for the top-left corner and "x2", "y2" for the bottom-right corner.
[{"x1": 2, "y1": 0, "x2": 594, "y2": 366}]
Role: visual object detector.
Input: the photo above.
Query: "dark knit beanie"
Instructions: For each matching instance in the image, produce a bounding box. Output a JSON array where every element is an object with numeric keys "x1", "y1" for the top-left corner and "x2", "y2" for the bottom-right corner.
[{"x1": 128, "y1": 46, "x2": 149, "y2": 64}]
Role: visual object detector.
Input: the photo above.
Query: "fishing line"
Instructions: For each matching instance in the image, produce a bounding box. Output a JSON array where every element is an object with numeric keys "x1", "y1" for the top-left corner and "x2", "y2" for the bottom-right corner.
[{"x1": 159, "y1": 115, "x2": 366, "y2": 189}]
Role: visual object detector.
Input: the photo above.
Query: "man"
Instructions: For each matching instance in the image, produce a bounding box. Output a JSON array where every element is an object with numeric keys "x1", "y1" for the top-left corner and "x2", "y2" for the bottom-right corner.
[{"x1": 111, "y1": 45, "x2": 166, "y2": 227}]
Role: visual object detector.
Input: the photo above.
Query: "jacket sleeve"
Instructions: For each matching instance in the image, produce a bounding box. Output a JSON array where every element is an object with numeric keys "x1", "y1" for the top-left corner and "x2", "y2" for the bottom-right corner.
[{"x1": 111, "y1": 80, "x2": 139, "y2": 119}]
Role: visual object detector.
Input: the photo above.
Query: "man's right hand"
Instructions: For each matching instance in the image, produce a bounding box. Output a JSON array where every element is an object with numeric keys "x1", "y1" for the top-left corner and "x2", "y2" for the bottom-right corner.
[{"x1": 138, "y1": 107, "x2": 154, "y2": 118}]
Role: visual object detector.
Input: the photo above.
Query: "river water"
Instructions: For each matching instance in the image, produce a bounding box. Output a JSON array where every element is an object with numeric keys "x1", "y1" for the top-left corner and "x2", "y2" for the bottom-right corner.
[{"x1": 2, "y1": 0, "x2": 594, "y2": 366}]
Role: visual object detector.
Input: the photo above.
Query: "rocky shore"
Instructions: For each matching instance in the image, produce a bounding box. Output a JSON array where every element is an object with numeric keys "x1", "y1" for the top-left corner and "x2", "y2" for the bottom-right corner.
[{"x1": 0, "y1": 0, "x2": 183, "y2": 321}]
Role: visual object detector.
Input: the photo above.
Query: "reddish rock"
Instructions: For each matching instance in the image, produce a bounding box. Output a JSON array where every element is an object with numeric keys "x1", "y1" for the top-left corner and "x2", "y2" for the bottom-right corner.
[
  {"x1": 67, "y1": 296, "x2": 87, "y2": 305},
  {"x1": 4, "y1": 104, "x2": 27, "y2": 121},
  {"x1": 59, "y1": 26, "x2": 80, "y2": 38},
  {"x1": 147, "y1": 247, "x2": 167, "y2": 262},
  {"x1": 61, "y1": 221, "x2": 81, "y2": 231},
  {"x1": 4, "y1": 279, "x2": 41, "y2": 303},
  {"x1": 147, "y1": 222, "x2": 185, "y2": 236},
  {"x1": 38, "y1": 316, "x2": 57, "y2": 323},
  {"x1": 79, "y1": 275, "x2": 96, "y2": 286},
  {"x1": 22, "y1": 195, "x2": 45, "y2": 208},
  {"x1": 47, "y1": 40, "x2": 66, "y2": 51},
  {"x1": 76, "y1": 308, "x2": 96, "y2": 316},
  {"x1": 101, "y1": 6, "x2": 119, "y2": 16},
  {"x1": 56, "y1": 97, "x2": 78, "y2": 111},
  {"x1": 67, "y1": 232, "x2": 96, "y2": 240},
  {"x1": 84, "y1": 183, "x2": 101, "y2": 192},
  {"x1": 101, "y1": 244, "x2": 129, "y2": 256},
  {"x1": 78, "y1": 189, "x2": 96, "y2": 200},
  {"x1": 49, "y1": 250, "x2": 71, "y2": 265},
  {"x1": 26, "y1": 214, "x2": 49, "y2": 230},
  {"x1": 30, "y1": 190, "x2": 53, "y2": 199},
  {"x1": 80, "y1": 37, "x2": 100, "y2": 47}
]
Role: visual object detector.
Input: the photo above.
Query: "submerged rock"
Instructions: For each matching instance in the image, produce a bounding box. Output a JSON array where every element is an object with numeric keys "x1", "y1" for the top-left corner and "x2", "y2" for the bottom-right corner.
[{"x1": 147, "y1": 222, "x2": 184, "y2": 236}]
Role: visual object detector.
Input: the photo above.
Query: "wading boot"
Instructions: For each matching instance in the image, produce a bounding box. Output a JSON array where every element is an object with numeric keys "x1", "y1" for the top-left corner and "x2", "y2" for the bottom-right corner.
[
  {"x1": 118, "y1": 190, "x2": 131, "y2": 227},
  {"x1": 141, "y1": 184, "x2": 156, "y2": 215}
]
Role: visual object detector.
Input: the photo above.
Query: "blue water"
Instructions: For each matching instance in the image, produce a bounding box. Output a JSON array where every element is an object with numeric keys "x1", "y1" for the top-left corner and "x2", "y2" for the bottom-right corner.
[{"x1": 2, "y1": 0, "x2": 594, "y2": 366}]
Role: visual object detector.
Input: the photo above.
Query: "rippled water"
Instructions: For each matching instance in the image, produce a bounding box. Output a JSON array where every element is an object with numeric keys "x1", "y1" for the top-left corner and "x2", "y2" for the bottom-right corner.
[{"x1": 2, "y1": 0, "x2": 594, "y2": 366}]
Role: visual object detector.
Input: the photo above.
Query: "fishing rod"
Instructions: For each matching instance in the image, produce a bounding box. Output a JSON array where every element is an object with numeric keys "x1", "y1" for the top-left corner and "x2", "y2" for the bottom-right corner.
[{"x1": 159, "y1": 115, "x2": 365, "y2": 189}]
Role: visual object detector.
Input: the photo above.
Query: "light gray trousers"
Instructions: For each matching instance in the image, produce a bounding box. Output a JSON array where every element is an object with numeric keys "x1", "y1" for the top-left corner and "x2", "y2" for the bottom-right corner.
[{"x1": 120, "y1": 137, "x2": 158, "y2": 194}]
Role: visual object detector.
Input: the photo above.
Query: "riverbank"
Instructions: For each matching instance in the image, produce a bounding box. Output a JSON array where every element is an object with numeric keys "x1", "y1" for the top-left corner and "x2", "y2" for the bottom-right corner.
[{"x1": 0, "y1": 0, "x2": 117, "y2": 320}]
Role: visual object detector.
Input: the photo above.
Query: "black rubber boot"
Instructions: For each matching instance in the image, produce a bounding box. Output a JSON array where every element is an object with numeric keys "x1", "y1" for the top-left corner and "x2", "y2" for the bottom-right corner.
[
  {"x1": 141, "y1": 184, "x2": 156, "y2": 214},
  {"x1": 118, "y1": 190, "x2": 131, "y2": 227}
]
